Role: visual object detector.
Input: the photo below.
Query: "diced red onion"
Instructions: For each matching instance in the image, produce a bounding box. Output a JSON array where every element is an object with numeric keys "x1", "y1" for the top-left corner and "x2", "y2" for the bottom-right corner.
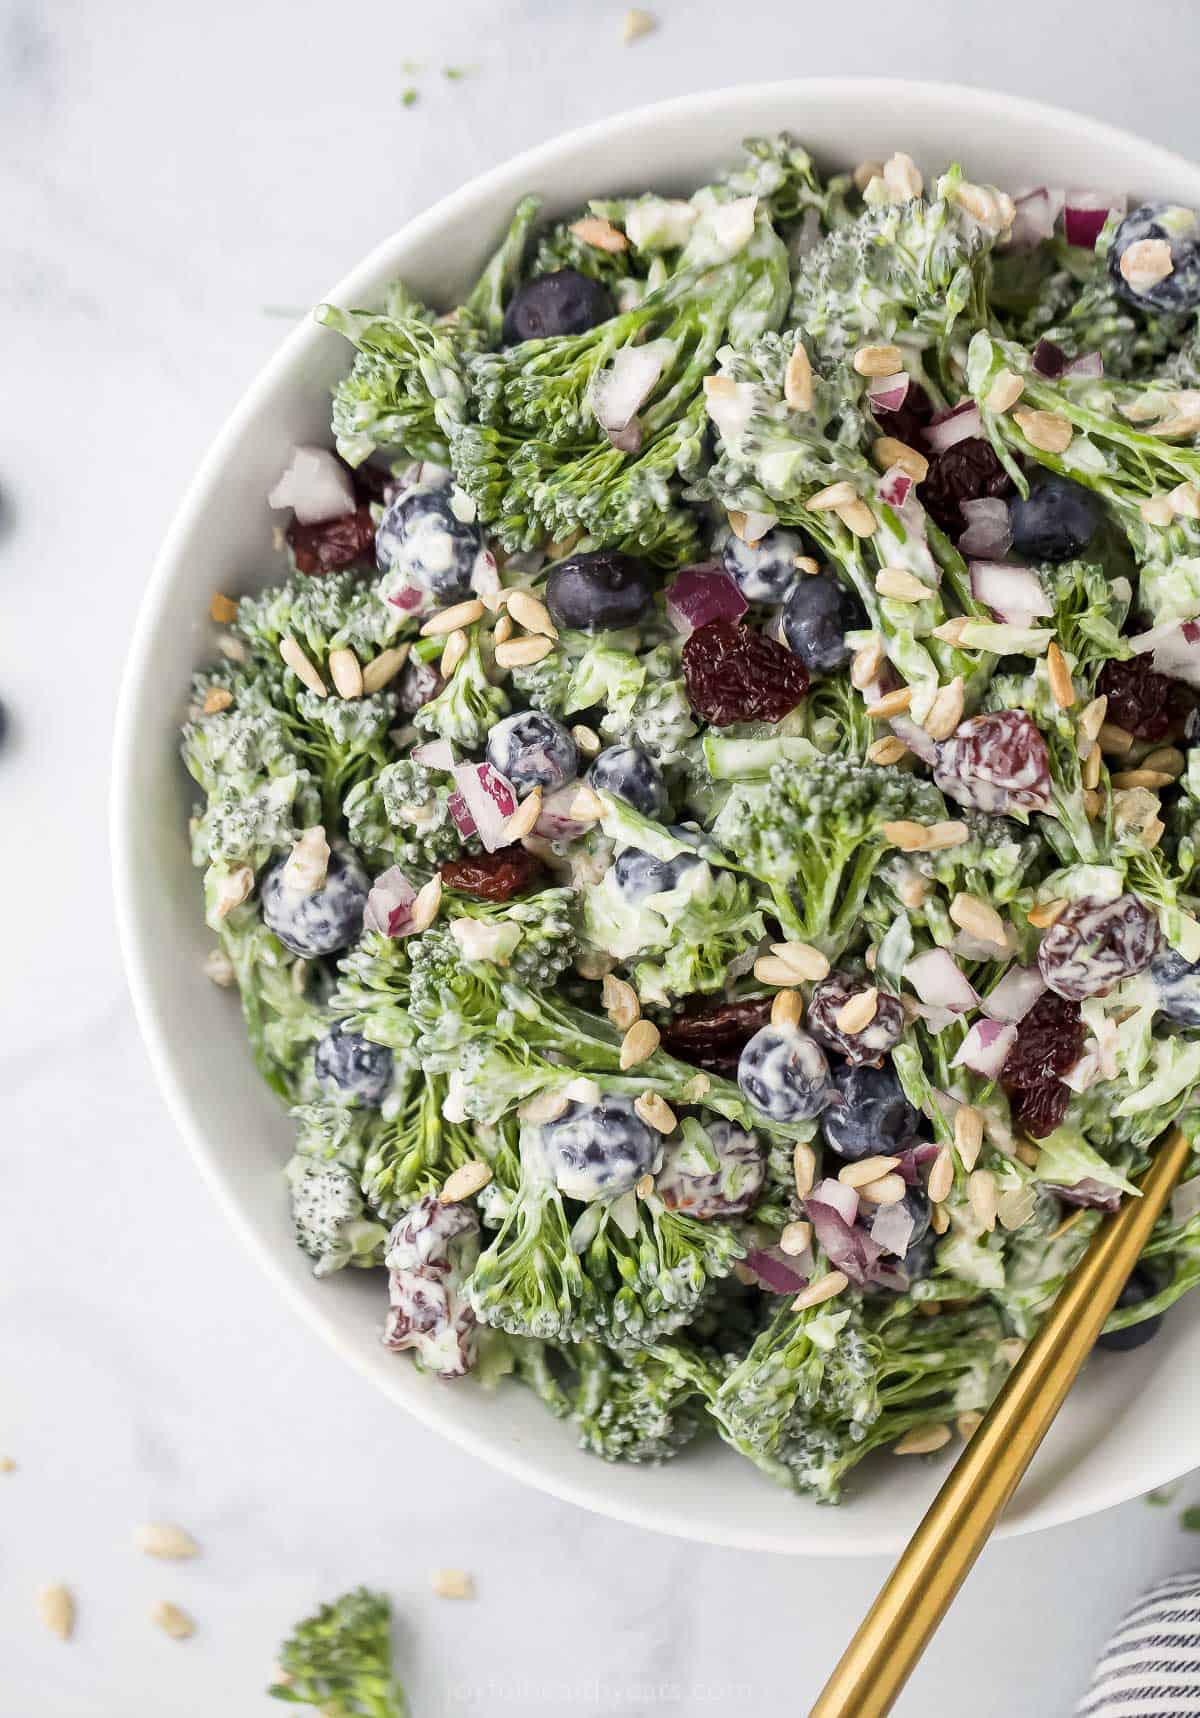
[
  {"x1": 952, "y1": 1018, "x2": 1018, "y2": 1079},
  {"x1": 870, "y1": 1201, "x2": 915, "y2": 1258},
  {"x1": 1006, "y1": 187, "x2": 1065, "y2": 250},
  {"x1": 867, "y1": 372, "x2": 910, "y2": 414},
  {"x1": 957, "y1": 497, "x2": 1013, "y2": 559},
  {"x1": 1045, "y1": 1178, "x2": 1122, "y2": 1213},
  {"x1": 982, "y1": 965, "x2": 1046, "y2": 1023},
  {"x1": 743, "y1": 1247, "x2": 810, "y2": 1295},
  {"x1": 412, "y1": 738, "x2": 455, "y2": 771},
  {"x1": 386, "y1": 584, "x2": 425, "y2": 613},
  {"x1": 924, "y1": 402, "x2": 981, "y2": 453},
  {"x1": 1130, "y1": 620, "x2": 1200, "y2": 688},
  {"x1": 888, "y1": 714, "x2": 939, "y2": 765},
  {"x1": 534, "y1": 782, "x2": 592, "y2": 843},
  {"x1": 451, "y1": 763, "x2": 518, "y2": 851},
  {"x1": 666, "y1": 564, "x2": 748, "y2": 635},
  {"x1": 803, "y1": 1194, "x2": 885, "y2": 1288},
  {"x1": 969, "y1": 559, "x2": 1053, "y2": 627},
  {"x1": 904, "y1": 947, "x2": 979, "y2": 1013},
  {"x1": 605, "y1": 419, "x2": 643, "y2": 454},
  {"x1": 914, "y1": 1003, "x2": 960, "y2": 1035},
  {"x1": 739, "y1": 509, "x2": 780, "y2": 545},
  {"x1": 591, "y1": 342, "x2": 669, "y2": 433},
  {"x1": 896, "y1": 1143, "x2": 939, "y2": 1186},
  {"x1": 1064, "y1": 191, "x2": 1126, "y2": 250},
  {"x1": 447, "y1": 790, "x2": 477, "y2": 838},
  {"x1": 268, "y1": 445, "x2": 355, "y2": 524},
  {"x1": 1063, "y1": 351, "x2": 1104, "y2": 380},
  {"x1": 363, "y1": 865, "x2": 418, "y2": 937},
  {"x1": 810, "y1": 1177, "x2": 859, "y2": 1228},
  {"x1": 1032, "y1": 338, "x2": 1068, "y2": 379},
  {"x1": 877, "y1": 466, "x2": 913, "y2": 509}
]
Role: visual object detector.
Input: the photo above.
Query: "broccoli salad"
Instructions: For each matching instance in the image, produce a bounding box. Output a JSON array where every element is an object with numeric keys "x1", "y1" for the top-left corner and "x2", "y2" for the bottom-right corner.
[{"x1": 183, "y1": 138, "x2": 1200, "y2": 1503}]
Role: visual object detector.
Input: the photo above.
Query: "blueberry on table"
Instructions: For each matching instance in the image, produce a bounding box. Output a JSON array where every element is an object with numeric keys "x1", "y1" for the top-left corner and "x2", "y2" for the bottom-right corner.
[
  {"x1": 501, "y1": 269, "x2": 614, "y2": 345},
  {"x1": 821, "y1": 1062, "x2": 921, "y2": 1161},
  {"x1": 722, "y1": 527, "x2": 810, "y2": 605},
  {"x1": 1097, "y1": 1267, "x2": 1163, "y2": 1352},
  {"x1": 486, "y1": 711, "x2": 578, "y2": 792},
  {"x1": 540, "y1": 1095, "x2": 659, "y2": 1202},
  {"x1": 314, "y1": 1023, "x2": 394, "y2": 1107},
  {"x1": 545, "y1": 549, "x2": 656, "y2": 633},
  {"x1": 1108, "y1": 203, "x2": 1200, "y2": 312},
  {"x1": 781, "y1": 570, "x2": 864, "y2": 678},
  {"x1": 261, "y1": 846, "x2": 370, "y2": 958},
  {"x1": 737, "y1": 1023, "x2": 832, "y2": 1124},
  {"x1": 1008, "y1": 476, "x2": 1098, "y2": 563},
  {"x1": 375, "y1": 487, "x2": 486, "y2": 604},
  {"x1": 612, "y1": 846, "x2": 703, "y2": 902},
  {"x1": 586, "y1": 744, "x2": 668, "y2": 818}
]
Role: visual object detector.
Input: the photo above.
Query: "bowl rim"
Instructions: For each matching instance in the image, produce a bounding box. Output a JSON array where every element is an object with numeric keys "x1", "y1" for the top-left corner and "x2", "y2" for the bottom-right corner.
[{"x1": 112, "y1": 77, "x2": 1200, "y2": 1555}]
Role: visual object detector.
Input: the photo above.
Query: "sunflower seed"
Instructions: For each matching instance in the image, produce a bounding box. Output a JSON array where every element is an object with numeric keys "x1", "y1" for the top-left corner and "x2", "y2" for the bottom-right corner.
[
  {"x1": 361, "y1": 645, "x2": 410, "y2": 693},
  {"x1": 279, "y1": 636, "x2": 326, "y2": 697},
  {"x1": 38, "y1": 1585, "x2": 74, "y2": 1640},
  {"x1": 135, "y1": 1522, "x2": 200, "y2": 1560},
  {"x1": 634, "y1": 1092, "x2": 677, "y2": 1134},
  {"x1": 328, "y1": 647, "x2": 363, "y2": 700},
  {"x1": 893, "y1": 1423, "x2": 951, "y2": 1456},
  {"x1": 151, "y1": 1600, "x2": 195, "y2": 1640},
  {"x1": 790, "y1": 1272, "x2": 848, "y2": 1311},
  {"x1": 987, "y1": 370, "x2": 1025, "y2": 412},
  {"x1": 619, "y1": 1019, "x2": 660, "y2": 1069}
]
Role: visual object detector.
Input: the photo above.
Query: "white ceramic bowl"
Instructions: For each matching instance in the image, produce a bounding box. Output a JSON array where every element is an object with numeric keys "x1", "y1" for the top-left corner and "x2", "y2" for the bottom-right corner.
[{"x1": 112, "y1": 80, "x2": 1200, "y2": 1555}]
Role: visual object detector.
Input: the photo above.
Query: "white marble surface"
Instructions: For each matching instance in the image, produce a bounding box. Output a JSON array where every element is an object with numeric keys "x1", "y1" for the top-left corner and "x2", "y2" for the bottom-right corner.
[{"x1": 8, "y1": 2, "x2": 1200, "y2": 1712}]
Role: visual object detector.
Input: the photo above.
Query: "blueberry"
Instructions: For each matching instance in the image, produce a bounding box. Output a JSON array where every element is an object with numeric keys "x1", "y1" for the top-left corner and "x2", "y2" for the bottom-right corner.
[
  {"x1": 375, "y1": 486, "x2": 486, "y2": 604},
  {"x1": 1109, "y1": 202, "x2": 1200, "y2": 312},
  {"x1": 486, "y1": 711, "x2": 577, "y2": 793},
  {"x1": 540, "y1": 1095, "x2": 658, "y2": 1202},
  {"x1": 545, "y1": 550, "x2": 655, "y2": 634},
  {"x1": 721, "y1": 527, "x2": 809, "y2": 604},
  {"x1": 314, "y1": 1023, "x2": 394, "y2": 1107},
  {"x1": 261, "y1": 846, "x2": 370, "y2": 958},
  {"x1": 612, "y1": 846, "x2": 703, "y2": 902},
  {"x1": 898, "y1": 1188, "x2": 931, "y2": 1250},
  {"x1": 737, "y1": 1024, "x2": 832, "y2": 1124},
  {"x1": 501, "y1": 270, "x2": 614, "y2": 345},
  {"x1": 1096, "y1": 1266, "x2": 1163, "y2": 1352},
  {"x1": 821, "y1": 1063, "x2": 921, "y2": 1161},
  {"x1": 1151, "y1": 948, "x2": 1200, "y2": 1026},
  {"x1": 781, "y1": 570, "x2": 865, "y2": 679},
  {"x1": 1009, "y1": 476, "x2": 1099, "y2": 563},
  {"x1": 586, "y1": 745, "x2": 668, "y2": 817}
]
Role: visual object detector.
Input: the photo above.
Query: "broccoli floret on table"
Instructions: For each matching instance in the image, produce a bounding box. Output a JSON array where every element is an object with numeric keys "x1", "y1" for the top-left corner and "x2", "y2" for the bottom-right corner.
[{"x1": 269, "y1": 1585, "x2": 407, "y2": 1716}]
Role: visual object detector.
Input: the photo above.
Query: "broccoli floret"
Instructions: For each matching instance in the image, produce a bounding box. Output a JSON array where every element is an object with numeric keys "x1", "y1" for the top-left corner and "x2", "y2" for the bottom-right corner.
[
  {"x1": 236, "y1": 571, "x2": 408, "y2": 667},
  {"x1": 181, "y1": 699, "x2": 299, "y2": 799},
  {"x1": 711, "y1": 1294, "x2": 1003, "y2": 1501},
  {"x1": 315, "y1": 284, "x2": 474, "y2": 467},
  {"x1": 343, "y1": 757, "x2": 470, "y2": 874},
  {"x1": 597, "y1": 642, "x2": 698, "y2": 768},
  {"x1": 269, "y1": 1586, "x2": 406, "y2": 1716},
  {"x1": 470, "y1": 1144, "x2": 744, "y2": 1351},
  {"x1": 294, "y1": 689, "x2": 397, "y2": 824},
  {"x1": 285, "y1": 1156, "x2": 388, "y2": 1277},
  {"x1": 567, "y1": 1338, "x2": 720, "y2": 1463},
  {"x1": 331, "y1": 931, "x2": 420, "y2": 1055},
  {"x1": 218, "y1": 906, "x2": 331, "y2": 1101},
  {"x1": 463, "y1": 194, "x2": 542, "y2": 346},
  {"x1": 788, "y1": 167, "x2": 1001, "y2": 369},
  {"x1": 966, "y1": 327, "x2": 1200, "y2": 523},
  {"x1": 446, "y1": 888, "x2": 580, "y2": 988},
  {"x1": 192, "y1": 770, "x2": 321, "y2": 874},
  {"x1": 412, "y1": 630, "x2": 509, "y2": 749},
  {"x1": 712, "y1": 756, "x2": 946, "y2": 956},
  {"x1": 581, "y1": 842, "x2": 763, "y2": 1007},
  {"x1": 1045, "y1": 559, "x2": 1132, "y2": 687}
]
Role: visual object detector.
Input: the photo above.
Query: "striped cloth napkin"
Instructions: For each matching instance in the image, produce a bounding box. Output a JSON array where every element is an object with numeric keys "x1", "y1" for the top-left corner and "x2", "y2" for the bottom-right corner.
[{"x1": 1076, "y1": 1571, "x2": 1200, "y2": 1715}]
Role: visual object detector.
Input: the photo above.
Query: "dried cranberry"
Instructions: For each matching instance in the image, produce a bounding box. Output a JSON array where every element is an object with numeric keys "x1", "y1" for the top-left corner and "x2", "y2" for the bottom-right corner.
[
  {"x1": 806, "y1": 972, "x2": 906, "y2": 1066},
  {"x1": 439, "y1": 845, "x2": 542, "y2": 901},
  {"x1": 1037, "y1": 894, "x2": 1160, "y2": 1000},
  {"x1": 659, "y1": 995, "x2": 774, "y2": 1076},
  {"x1": 1000, "y1": 993, "x2": 1084, "y2": 1140},
  {"x1": 1010, "y1": 1079, "x2": 1072, "y2": 1139},
  {"x1": 1001, "y1": 993, "x2": 1084, "y2": 1089},
  {"x1": 1096, "y1": 656, "x2": 1177, "y2": 741},
  {"x1": 287, "y1": 505, "x2": 376, "y2": 575},
  {"x1": 918, "y1": 438, "x2": 1013, "y2": 535},
  {"x1": 680, "y1": 621, "x2": 809, "y2": 726},
  {"x1": 876, "y1": 380, "x2": 934, "y2": 451},
  {"x1": 933, "y1": 710, "x2": 1052, "y2": 816}
]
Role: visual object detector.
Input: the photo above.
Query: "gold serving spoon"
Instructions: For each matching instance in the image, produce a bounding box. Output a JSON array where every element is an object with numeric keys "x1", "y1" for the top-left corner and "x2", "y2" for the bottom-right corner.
[{"x1": 810, "y1": 1124, "x2": 1192, "y2": 1718}]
